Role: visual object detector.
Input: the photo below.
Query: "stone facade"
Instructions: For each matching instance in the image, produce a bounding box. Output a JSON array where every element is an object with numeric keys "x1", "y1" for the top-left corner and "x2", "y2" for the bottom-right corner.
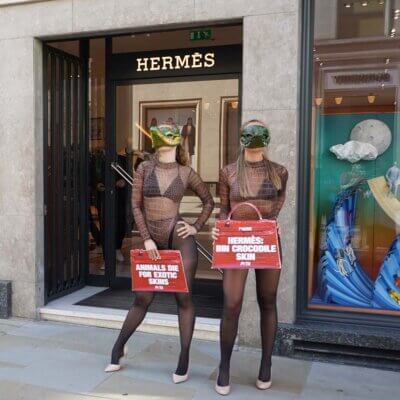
[{"x1": 0, "y1": 0, "x2": 300, "y2": 346}]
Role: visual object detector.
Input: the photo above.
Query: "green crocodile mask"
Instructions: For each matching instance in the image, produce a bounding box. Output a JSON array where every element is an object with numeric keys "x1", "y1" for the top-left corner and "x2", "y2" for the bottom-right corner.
[
  {"x1": 149, "y1": 124, "x2": 182, "y2": 149},
  {"x1": 240, "y1": 124, "x2": 270, "y2": 148}
]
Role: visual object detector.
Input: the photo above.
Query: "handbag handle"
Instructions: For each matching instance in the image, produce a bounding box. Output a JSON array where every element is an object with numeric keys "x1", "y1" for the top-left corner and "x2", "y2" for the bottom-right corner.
[{"x1": 227, "y1": 202, "x2": 263, "y2": 220}]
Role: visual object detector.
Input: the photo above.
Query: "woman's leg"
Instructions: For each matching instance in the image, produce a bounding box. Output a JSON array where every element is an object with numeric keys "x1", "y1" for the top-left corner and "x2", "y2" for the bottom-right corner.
[
  {"x1": 218, "y1": 269, "x2": 249, "y2": 387},
  {"x1": 110, "y1": 291, "x2": 155, "y2": 364},
  {"x1": 254, "y1": 268, "x2": 281, "y2": 382},
  {"x1": 170, "y1": 228, "x2": 198, "y2": 376}
]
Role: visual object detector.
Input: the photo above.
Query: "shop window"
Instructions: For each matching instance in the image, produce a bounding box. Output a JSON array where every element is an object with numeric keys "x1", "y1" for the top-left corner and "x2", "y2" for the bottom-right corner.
[{"x1": 309, "y1": 0, "x2": 400, "y2": 315}]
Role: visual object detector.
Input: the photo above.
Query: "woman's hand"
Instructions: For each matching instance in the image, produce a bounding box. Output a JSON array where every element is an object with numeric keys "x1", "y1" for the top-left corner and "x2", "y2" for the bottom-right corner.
[
  {"x1": 211, "y1": 227, "x2": 220, "y2": 241},
  {"x1": 144, "y1": 239, "x2": 160, "y2": 260},
  {"x1": 276, "y1": 222, "x2": 281, "y2": 235},
  {"x1": 177, "y1": 221, "x2": 197, "y2": 238}
]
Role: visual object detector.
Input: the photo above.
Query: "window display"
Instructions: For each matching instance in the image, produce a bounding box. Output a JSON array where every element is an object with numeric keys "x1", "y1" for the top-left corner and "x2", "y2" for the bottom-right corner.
[{"x1": 309, "y1": 0, "x2": 400, "y2": 314}]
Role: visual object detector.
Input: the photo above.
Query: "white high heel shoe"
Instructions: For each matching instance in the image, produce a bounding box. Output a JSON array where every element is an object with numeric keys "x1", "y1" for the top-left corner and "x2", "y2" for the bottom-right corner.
[
  {"x1": 215, "y1": 375, "x2": 230, "y2": 396},
  {"x1": 256, "y1": 378, "x2": 272, "y2": 390},
  {"x1": 172, "y1": 372, "x2": 189, "y2": 384},
  {"x1": 104, "y1": 345, "x2": 128, "y2": 372}
]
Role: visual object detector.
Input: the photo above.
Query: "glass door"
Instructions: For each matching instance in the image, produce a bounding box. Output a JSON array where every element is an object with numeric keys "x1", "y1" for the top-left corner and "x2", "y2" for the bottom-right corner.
[{"x1": 109, "y1": 77, "x2": 239, "y2": 294}]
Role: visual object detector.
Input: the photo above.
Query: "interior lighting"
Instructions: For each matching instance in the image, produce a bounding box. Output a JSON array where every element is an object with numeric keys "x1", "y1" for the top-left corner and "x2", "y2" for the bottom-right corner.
[{"x1": 335, "y1": 97, "x2": 343, "y2": 105}]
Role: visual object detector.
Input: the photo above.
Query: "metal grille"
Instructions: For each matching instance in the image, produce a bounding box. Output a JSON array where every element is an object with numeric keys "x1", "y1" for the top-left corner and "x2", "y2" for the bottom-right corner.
[{"x1": 43, "y1": 45, "x2": 86, "y2": 302}]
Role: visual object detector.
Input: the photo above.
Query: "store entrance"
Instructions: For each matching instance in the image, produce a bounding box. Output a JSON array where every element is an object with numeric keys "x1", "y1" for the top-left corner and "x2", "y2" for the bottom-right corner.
[{"x1": 44, "y1": 26, "x2": 242, "y2": 318}]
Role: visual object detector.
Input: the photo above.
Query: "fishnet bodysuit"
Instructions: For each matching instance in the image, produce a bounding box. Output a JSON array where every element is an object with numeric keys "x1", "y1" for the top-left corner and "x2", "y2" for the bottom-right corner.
[
  {"x1": 132, "y1": 159, "x2": 214, "y2": 248},
  {"x1": 219, "y1": 159, "x2": 288, "y2": 220},
  {"x1": 217, "y1": 159, "x2": 288, "y2": 387},
  {"x1": 110, "y1": 159, "x2": 214, "y2": 375}
]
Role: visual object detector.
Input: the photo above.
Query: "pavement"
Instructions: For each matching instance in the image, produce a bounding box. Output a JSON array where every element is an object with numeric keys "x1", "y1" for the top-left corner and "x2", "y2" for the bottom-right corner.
[{"x1": 0, "y1": 318, "x2": 396, "y2": 399}]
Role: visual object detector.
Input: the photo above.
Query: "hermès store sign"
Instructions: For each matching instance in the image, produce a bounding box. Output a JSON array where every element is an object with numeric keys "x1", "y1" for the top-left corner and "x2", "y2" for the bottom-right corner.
[
  {"x1": 136, "y1": 51, "x2": 215, "y2": 72},
  {"x1": 109, "y1": 45, "x2": 242, "y2": 80}
]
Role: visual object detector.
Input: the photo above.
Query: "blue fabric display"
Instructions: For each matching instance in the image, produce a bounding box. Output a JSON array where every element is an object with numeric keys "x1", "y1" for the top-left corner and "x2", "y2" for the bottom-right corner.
[
  {"x1": 317, "y1": 184, "x2": 373, "y2": 307},
  {"x1": 317, "y1": 182, "x2": 400, "y2": 310},
  {"x1": 372, "y1": 235, "x2": 400, "y2": 310}
]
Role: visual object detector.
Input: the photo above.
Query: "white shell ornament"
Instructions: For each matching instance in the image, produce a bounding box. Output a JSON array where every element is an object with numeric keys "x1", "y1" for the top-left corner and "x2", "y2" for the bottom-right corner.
[{"x1": 350, "y1": 119, "x2": 392, "y2": 156}]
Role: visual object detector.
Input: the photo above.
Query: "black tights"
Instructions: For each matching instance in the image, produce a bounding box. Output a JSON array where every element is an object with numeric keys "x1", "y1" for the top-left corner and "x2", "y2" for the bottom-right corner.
[
  {"x1": 218, "y1": 268, "x2": 281, "y2": 386},
  {"x1": 110, "y1": 226, "x2": 198, "y2": 376}
]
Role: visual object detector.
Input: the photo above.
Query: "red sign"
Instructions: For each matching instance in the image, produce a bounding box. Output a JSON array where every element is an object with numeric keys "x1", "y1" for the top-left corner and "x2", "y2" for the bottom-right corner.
[
  {"x1": 130, "y1": 249, "x2": 188, "y2": 293},
  {"x1": 212, "y1": 203, "x2": 281, "y2": 270}
]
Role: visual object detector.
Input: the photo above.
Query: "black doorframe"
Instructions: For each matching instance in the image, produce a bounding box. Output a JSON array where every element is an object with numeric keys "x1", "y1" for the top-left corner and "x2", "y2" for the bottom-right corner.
[{"x1": 296, "y1": 0, "x2": 400, "y2": 329}]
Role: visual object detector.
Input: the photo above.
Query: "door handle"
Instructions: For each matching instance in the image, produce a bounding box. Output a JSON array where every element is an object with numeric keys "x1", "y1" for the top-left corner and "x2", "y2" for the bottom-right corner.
[{"x1": 110, "y1": 161, "x2": 134, "y2": 186}]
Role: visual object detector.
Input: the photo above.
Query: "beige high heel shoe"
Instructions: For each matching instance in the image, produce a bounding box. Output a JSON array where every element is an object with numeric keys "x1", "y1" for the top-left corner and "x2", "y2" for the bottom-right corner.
[
  {"x1": 215, "y1": 375, "x2": 231, "y2": 396},
  {"x1": 255, "y1": 378, "x2": 272, "y2": 390},
  {"x1": 104, "y1": 345, "x2": 128, "y2": 372},
  {"x1": 172, "y1": 372, "x2": 189, "y2": 384}
]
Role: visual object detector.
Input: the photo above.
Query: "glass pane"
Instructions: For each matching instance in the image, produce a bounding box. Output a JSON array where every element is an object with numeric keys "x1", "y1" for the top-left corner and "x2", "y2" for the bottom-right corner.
[
  {"x1": 114, "y1": 79, "x2": 239, "y2": 279},
  {"x1": 88, "y1": 39, "x2": 106, "y2": 275},
  {"x1": 309, "y1": 0, "x2": 400, "y2": 314}
]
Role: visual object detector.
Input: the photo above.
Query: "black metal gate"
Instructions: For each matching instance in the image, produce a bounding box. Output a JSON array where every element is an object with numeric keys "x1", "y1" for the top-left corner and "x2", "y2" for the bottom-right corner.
[{"x1": 43, "y1": 44, "x2": 87, "y2": 302}]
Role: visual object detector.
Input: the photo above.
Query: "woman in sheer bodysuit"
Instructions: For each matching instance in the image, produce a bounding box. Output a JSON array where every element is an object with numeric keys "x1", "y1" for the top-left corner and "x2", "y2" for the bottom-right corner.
[
  {"x1": 212, "y1": 120, "x2": 288, "y2": 395},
  {"x1": 105, "y1": 124, "x2": 214, "y2": 384}
]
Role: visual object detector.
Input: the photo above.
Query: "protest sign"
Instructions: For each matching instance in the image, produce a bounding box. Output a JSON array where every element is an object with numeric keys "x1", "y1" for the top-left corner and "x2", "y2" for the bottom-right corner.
[
  {"x1": 212, "y1": 202, "x2": 281, "y2": 270},
  {"x1": 131, "y1": 249, "x2": 188, "y2": 292}
]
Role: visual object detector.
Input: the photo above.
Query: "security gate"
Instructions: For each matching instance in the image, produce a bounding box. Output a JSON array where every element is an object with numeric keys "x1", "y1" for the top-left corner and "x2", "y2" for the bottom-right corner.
[{"x1": 43, "y1": 44, "x2": 88, "y2": 302}]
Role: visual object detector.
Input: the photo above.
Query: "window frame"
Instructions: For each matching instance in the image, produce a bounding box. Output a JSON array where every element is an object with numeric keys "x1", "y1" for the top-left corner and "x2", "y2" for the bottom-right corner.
[{"x1": 296, "y1": 0, "x2": 400, "y2": 329}]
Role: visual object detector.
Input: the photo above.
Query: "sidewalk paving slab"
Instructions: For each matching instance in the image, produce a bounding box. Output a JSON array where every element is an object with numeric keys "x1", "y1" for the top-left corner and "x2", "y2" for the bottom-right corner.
[{"x1": 0, "y1": 319, "x2": 396, "y2": 400}]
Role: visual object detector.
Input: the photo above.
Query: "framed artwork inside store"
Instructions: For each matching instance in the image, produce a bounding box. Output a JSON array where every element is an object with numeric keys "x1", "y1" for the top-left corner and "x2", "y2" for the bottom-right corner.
[
  {"x1": 298, "y1": 0, "x2": 400, "y2": 326},
  {"x1": 138, "y1": 99, "x2": 201, "y2": 171},
  {"x1": 219, "y1": 96, "x2": 240, "y2": 168}
]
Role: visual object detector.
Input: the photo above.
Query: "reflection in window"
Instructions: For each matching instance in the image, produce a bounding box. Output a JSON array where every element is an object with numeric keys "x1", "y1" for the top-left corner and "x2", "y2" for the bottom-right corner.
[{"x1": 309, "y1": 0, "x2": 400, "y2": 313}]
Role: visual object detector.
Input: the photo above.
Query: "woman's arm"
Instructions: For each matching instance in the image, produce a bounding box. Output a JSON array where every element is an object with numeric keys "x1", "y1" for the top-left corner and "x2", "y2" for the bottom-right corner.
[
  {"x1": 187, "y1": 169, "x2": 215, "y2": 232},
  {"x1": 273, "y1": 166, "x2": 289, "y2": 217},
  {"x1": 131, "y1": 163, "x2": 151, "y2": 241},
  {"x1": 218, "y1": 167, "x2": 230, "y2": 220}
]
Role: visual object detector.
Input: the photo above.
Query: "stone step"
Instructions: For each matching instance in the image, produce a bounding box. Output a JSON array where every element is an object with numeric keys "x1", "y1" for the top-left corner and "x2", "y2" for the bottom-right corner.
[{"x1": 39, "y1": 286, "x2": 219, "y2": 341}]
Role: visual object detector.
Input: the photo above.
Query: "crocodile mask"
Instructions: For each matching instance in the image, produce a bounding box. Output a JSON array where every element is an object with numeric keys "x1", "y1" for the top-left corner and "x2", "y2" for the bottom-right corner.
[
  {"x1": 240, "y1": 124, "x2": 270, "y2": 148},
  {"x1": 149, "y1": 124, "x2": 182, "y2": 149}
]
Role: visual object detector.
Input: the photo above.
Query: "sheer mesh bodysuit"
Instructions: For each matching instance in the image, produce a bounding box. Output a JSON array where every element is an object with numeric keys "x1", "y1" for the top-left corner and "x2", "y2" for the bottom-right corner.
[
  {"x1": 133, "y1": 159, "x2": 214, "y2": 248},
  {"x1": 219, "y1": 160, "x2": 288, "y2": 220},
  {"x1": 217, "y1": 159, "x2": 288, "y2": 387},
  {"x1": 110, "y1": 159, "x2": 214, "y2": 376}
]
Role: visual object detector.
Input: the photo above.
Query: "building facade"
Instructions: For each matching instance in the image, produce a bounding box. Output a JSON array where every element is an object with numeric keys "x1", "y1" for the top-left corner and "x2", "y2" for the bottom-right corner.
[{"x1": 0, "y1": 0, "x2": 399, "y2": 369}]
